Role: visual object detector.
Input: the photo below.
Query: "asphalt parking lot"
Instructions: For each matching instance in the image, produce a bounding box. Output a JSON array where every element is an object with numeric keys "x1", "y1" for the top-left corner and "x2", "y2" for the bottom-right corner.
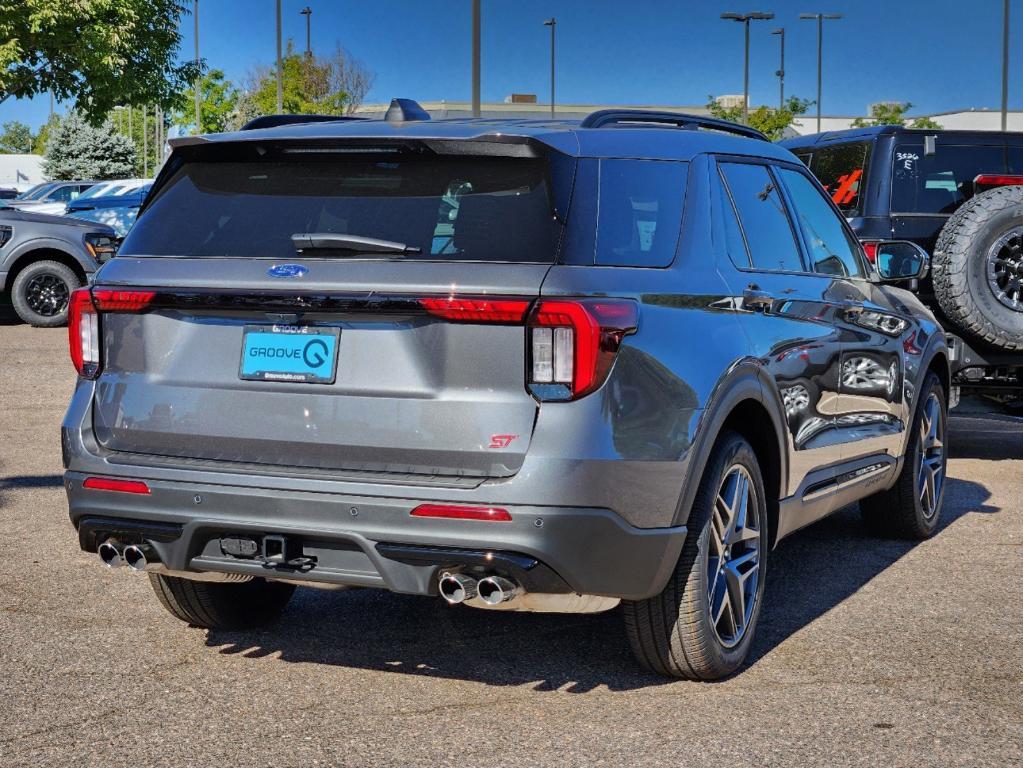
[{"x1": 0, "y1": 315, "x2": 1020, "y2": 768}]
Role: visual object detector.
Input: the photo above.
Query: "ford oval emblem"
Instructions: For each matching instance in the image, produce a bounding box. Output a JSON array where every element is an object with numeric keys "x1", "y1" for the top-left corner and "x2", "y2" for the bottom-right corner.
[{"x1": 268, "y1": 264, "x2": 308, "y2": 278}]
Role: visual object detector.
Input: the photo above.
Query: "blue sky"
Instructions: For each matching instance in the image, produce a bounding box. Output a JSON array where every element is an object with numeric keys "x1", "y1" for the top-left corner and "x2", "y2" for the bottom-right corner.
[{"x1": 2, "y1": 0, "x2": 1019, "y2": 130}]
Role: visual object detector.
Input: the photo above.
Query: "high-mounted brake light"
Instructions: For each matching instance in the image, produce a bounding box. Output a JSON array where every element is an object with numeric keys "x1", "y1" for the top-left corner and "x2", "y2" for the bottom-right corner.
[
  {"x1": 419, "y1": 297, "x2": 530, "y2": 323},
  {"x1": 68, "y1": 288, "x2": 100, "y2": 378},
  {"x1": 528, "y1": 299, "x2": 638, "y2": 400},
  {"x1": 410, "y1": 504, "x2": 512, "y2": 522},
  {"x1": 82, "y1": 477, "x2": 151, "y2": 495}
]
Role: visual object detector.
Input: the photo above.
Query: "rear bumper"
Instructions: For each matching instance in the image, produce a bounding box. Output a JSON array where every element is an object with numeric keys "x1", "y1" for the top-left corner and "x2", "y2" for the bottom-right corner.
[{"x1": 65, "y1": 472, "x2": 687, "y2": 601}]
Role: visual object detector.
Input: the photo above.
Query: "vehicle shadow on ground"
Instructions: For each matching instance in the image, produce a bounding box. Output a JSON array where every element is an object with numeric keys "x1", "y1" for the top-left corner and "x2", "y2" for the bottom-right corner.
[
  {"x1": 0, "y1": 474, "x2": 66, "y2": 510},
  {"x1": 0, "y1": 303, "x2": 19, "y2": 325},
  {"x1": 203, "y1": 475, "x2": 997, "y2": 692}
]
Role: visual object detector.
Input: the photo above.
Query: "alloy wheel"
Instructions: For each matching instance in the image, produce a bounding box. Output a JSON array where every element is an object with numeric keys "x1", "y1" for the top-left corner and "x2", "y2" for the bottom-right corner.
[
  {"x1": 24, "y1": 273, "x2": 70, "y2": 317},
  {"x1": 917, "y1": 392, "x2": 946, "y2": 520},
  {"x1": 987, "y1": 227, "x2": 1023, "y2": 311},
  {"x1": 707, "y1": 464, "x2": 762, "y2": 649}
]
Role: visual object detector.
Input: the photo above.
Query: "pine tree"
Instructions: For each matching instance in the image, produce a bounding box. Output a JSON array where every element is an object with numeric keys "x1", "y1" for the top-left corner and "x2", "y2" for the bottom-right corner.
[{"x1": 42, "y1": 112, "x2": 135, "y2": 179}]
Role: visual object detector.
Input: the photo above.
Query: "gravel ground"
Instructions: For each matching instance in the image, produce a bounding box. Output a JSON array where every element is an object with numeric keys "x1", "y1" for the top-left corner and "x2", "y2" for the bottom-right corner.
[{"x1": 0, "y1": 319, "x2": 1020, "y2": 767}]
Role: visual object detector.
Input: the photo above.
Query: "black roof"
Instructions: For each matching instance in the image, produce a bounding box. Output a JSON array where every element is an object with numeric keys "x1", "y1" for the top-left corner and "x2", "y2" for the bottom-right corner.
[{"x1": 781, "y1": 125, "x2": 1023, "y2": 148}]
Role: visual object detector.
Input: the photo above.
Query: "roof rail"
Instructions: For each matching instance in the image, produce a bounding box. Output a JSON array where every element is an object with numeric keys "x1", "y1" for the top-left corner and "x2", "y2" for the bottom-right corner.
[
  {"x1": 579, "y1": 110, "x2": 768, "y2": 141},
  {"x1": 240, "y1": 114, "x2": 366, "y2": 131}
]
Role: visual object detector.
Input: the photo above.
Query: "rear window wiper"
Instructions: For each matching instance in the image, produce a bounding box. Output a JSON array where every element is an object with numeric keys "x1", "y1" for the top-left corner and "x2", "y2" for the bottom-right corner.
[{"x1": 291, "y1": 232, "x2": 422, "y2": 255}]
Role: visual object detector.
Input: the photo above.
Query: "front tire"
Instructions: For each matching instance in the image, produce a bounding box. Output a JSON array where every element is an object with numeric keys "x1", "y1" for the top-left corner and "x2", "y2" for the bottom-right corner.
[
  {"x1": 149, "y1": 574, "x2": 295, "y2": 630},
  {"x1": 860, "y1": 372, "x2": 947, "y2": 539},
  {"x1": 10, "y1": 260, "x2": 81, "y2": 327},
  {"x1": 624, "y1": 431, "x2": 769, "y2": 680}
]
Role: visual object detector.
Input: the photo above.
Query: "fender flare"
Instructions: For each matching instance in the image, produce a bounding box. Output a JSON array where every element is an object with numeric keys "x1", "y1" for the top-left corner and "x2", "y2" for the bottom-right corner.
[{"x1": 0, "y1": 236, "x2": 96, "y2": 291}]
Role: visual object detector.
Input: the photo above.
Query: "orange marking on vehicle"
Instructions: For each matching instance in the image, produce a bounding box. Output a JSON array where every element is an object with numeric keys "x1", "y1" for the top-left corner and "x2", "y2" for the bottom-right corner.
[{"x1": 831, "y1": 169, "x2": 863, "y2": 206}]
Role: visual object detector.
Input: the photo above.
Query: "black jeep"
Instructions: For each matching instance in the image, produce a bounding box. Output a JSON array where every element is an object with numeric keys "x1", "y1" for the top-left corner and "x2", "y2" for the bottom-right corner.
[{"x1": 782, "y1": 127, "x2": 1023, "y2": 403}]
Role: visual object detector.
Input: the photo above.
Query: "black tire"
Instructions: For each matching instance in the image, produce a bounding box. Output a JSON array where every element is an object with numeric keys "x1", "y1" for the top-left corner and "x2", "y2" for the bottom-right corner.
[
  {"x1": 860, "y1": 372, "x2": 947, "y2": 539},
  {"x1": 10, "y1": 259, "x2": 81, "y2": 327},
  {"x1": 149, "y1": 574, "x2": 295, "y2": 630},
  {"x1": 932, "y1": 186, "x2": 1023, "y2": 350},
  {"x1": 624, "y1": 431, "x2": 769, "y2": 680}
]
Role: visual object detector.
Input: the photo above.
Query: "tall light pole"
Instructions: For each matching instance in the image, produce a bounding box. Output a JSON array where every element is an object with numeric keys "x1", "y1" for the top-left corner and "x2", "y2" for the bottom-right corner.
[
  {"x1": 300, "y1": 6, "x2": 312, "y2": 57},
  {"x1": 1002, "y1": 0, "x2": 1011, "y2": 132},
  {"x1": 771, "y1": 27, "x2": 785, "y2": 110},
  {"x1": 275, "y1": 0, "x2": 283, "y2": 112},
  {"x1": 543, "y1": 18, "x2": 556, "y2": 119},
  {"x1": 471, "y1": 0, "x2": 481, "y2": 117},
  {"x1": 194, "y1": 0, "x2": 200, "y2": 133},
  {"x1": 800, "y1": 13, "x2": 842, "y2": 133},
  {"x1": 143, "y1": 106, "x2": 148, "y2": 177},
  {"x1": 720, "y1": 12, "x2": 775, "y2": 124}
]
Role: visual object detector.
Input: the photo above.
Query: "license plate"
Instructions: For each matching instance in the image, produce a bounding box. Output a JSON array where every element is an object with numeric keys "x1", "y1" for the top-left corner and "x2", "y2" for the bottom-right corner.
[{"x1": 239, "y1": 325, "x2": 340, "y2": 384}]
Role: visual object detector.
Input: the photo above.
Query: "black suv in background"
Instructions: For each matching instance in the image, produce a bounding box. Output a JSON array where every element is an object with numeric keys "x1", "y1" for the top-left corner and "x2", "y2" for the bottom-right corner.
[{"x1": 782, "y1": 127, "x2": 1023, "y2": 403}]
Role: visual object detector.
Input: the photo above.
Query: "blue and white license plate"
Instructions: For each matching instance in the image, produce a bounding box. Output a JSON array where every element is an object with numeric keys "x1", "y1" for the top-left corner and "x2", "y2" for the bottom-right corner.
[{"x1": 239, "y1": 325, "x2": 340, "y2": 384}]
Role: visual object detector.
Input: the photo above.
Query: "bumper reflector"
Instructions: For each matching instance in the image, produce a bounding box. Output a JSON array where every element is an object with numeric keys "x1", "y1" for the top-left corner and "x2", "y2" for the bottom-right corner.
[
  {"x1": 410, "y1": 504, "x2": 512, "y2": 522},
  {"x1": 82, "y1": 477, "x2": 151, "y2": 495}
]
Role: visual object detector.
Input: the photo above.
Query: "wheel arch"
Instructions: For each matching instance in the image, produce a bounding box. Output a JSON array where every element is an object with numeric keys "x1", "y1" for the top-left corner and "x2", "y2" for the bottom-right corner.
[{"x1": 2, "y1": 243, "x2": 90, "y2": 295}]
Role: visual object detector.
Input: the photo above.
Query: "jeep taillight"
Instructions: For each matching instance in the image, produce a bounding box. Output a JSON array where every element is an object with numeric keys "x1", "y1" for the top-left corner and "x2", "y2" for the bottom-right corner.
[
  {"x1": 527, "y1": 299, "x2": 638, "y2": 400},
  {"x1": 68, "y1": 288, "x2": 155, "y2": 379}
]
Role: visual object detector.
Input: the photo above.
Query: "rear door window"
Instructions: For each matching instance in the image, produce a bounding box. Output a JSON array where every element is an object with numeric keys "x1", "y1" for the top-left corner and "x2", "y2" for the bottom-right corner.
[
  {"x1": 806, "y1": 142, "x2": 871, "y2": 217},
  {"x1": 718, "y1": 161, "x2": 803, "y2": 273},
  {"x1": 891, "y1": 143, "x2": 1006, "y2": 214}
]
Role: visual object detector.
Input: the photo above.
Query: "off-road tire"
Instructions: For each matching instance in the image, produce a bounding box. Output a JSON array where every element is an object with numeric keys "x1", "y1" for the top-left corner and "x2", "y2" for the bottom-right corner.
[
  {"x1": 860, "y1": 372, "x2": 947, "y2": 539},
  {"x1": 623, "y1": 431, "x2": 769, "y2": 680},
  {"x1": 149, "y1": 574, "x2": 295, "y2": 630},
  {"x1": 10, "y1": 260, "x2": 82, "y2": 327},
  {"x1": 932, "y1": 185, "x2": 1023, "y2": 349}
]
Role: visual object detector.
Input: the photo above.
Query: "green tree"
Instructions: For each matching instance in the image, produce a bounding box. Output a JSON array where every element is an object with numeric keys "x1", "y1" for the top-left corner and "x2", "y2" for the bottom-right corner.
[
  {"x1": 0, "y1": 1, "x2": 201, "y2": 123},
  {"x1": 172, "y1": 69, "x2": 238, "y2": 134},
  {"x1": 43, "y1": 111, "x2": 134, "y2": 179},
  {"x1": 32, "y1": 114, "x2": 58, "y2": 154},
  {"x1": 0, "y1": 120, "x2": 34, "y2": 153},
  {"x1": 707, "y1": 95, "x2": 814, "y2": 141},
  {"x1": 851, "y1": 102, "x2": 943, "y2": 129}
]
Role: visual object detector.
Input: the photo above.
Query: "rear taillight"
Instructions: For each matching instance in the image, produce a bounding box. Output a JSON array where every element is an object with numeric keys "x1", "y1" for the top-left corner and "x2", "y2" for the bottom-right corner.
[
  {"x1": 527, "y1": 299, "x2": 638, "y2": 400},
  {"x1": 861, "y1": 241, "x2": 878, "y2": 263},
  {"x1": 68, "y1": 288, "x2": 155, "y2": 379},
  {"x1": 973, "y1": 174, "x2": 1023, "y2": 188},
  {"x1": 68, "y1": 288, "x2": 100, "y2": 379},
  {"x1": 410, "y1": 503, "x2": 512, "y2": 522},
  {"x1": 419, "y1": 297, "x2": 529, "y2": 323}
]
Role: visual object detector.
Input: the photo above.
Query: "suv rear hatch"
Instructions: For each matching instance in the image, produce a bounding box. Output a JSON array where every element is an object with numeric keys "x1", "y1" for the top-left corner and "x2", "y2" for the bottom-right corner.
[{"x1": 83, "y1": 138, "x2": 570, "y2": 481}]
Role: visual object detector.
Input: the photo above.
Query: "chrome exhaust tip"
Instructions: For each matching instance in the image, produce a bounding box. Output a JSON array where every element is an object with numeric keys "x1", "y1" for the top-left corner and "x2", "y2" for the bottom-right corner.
[
  {"x1": 439, "y1": 572, "x2": 478, "y2": 604},
  {"x1": 122, "y1": 544, "x2": 152, "y2": 572},
  {"x1": 477, "y1": 575, "x2": 521, "y2": 606},
  {"x1": 98, "y1": 541, "x2": 123, "y2": 568}
]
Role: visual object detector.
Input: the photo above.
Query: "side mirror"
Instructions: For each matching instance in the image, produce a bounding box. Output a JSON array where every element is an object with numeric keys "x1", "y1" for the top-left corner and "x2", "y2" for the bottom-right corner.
[{"x1": 872, "y1": 240, "x2": 929, "y2": 282}]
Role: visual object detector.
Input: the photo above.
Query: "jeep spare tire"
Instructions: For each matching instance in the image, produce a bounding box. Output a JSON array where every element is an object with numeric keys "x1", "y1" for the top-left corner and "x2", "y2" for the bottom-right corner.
[{"x1": 933, "y1": 185, "x2": 1023, "y2": 350}]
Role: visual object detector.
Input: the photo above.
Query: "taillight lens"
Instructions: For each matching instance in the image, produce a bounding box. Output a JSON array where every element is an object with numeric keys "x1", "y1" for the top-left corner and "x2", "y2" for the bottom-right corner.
[
  {"x1": 68, "y1": 288, "x2": 155, "y2": 379},
  {"x1": 82, "y1": 476, "x2": 151, "y2": 495},
  {"x1": 68, "y1": 288, "x2": 100, "y2": 379},
  {"x1": 528, "y1": 299, "x2": 638, "y2": 400},
  {"x1": 419, "y1": 297, "x2": 530, "y2": 323},
  {"x1": 862, "y1": 241, "x2": 879, "y2": 263},
  {"x1": 410, "y1": 503, "x2": 512, "y2": 522}
]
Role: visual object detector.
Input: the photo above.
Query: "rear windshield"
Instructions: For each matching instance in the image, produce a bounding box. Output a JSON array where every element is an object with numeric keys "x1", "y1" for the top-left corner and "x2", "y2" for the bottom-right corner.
[
  {"x1": 121, "y1": 150, "x2": 559, "y2": 262},
  {"x1": 803, "y1": 141, "x2": 871, "y2": 217},
  {"x1": 890, "y1": 142, "x2": 1006, "y2": 215}
]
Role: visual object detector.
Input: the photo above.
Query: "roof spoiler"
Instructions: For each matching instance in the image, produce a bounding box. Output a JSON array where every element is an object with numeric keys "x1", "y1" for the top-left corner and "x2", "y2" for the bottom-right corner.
[{"x1": 580, "y1": 109, "x2": 768, "y2": 141}]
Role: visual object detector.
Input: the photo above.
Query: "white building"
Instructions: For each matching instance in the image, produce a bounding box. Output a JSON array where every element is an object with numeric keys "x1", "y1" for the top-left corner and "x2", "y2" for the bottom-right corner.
[{"x1": 0, "y1": 153, "x2": 45, "y2": 191}]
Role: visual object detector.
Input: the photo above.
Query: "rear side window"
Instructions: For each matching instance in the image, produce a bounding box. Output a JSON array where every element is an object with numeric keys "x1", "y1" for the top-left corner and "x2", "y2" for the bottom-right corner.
[
  {"x1": 891, "y1": 143, "x2": 1006, "y2": 214},
  {"x1": 778, "y1": 168, "x2": 865, "y2": 278},
  {"x1": 719, "y1": 162, "x2": 803, "y2": 273},
  {"x1": 595, "y1": 159, "x2": 687, "y2": 267},
  {"x1": 122, "y1": 149, "x2": 561, "y2": 262},
  {"x1": 806, "y1": 142, "x2": 870, "y2": 217}
]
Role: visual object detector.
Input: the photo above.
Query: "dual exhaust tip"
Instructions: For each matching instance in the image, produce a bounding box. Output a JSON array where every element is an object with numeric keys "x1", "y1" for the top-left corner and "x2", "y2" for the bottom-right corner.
[
  {"x1": 98, "y1": 540, "x2": 153, "y2": 572},
  {"x1": 439, "y1": 572, "x2": 521, "y2": 606}
]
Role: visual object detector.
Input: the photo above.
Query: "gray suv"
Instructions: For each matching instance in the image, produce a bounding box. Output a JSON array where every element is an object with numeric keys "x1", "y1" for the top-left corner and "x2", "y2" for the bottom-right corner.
[{"x1": 62, "y1": 102, "x2": 950, "y2": 679}]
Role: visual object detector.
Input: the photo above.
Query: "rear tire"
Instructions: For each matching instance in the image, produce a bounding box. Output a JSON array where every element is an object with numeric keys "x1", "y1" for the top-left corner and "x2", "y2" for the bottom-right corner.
[
  {"x1": 932, "y1": 186, "x2": 1023, "y2": 350},
  {"x1": 149, "y1": 574, "x2": 295, "y2": 630},
  {"x1": 624, "y1": 431, "x2": 769, "y2": 680},
  {"x1": 860, "y1": 372, "x2": 947, "y2": 539},
  {"x1": 10, "y1": 260, "x2": 82, "y2": 327}
]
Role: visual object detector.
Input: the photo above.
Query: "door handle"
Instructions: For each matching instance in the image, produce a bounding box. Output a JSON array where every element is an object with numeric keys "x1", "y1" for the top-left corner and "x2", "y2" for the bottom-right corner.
[{"x1": 742, "y1": 285, "x2": 774, "y2": 312}]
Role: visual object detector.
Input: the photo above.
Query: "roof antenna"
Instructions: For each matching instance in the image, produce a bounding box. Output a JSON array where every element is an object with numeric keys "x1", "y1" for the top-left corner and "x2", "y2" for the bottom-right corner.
[{"x1": 385, "y1": 98, "x2": 431, "y2": 123}]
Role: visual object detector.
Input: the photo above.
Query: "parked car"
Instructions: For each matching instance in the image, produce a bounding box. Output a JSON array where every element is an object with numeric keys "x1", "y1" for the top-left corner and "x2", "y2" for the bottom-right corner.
[
  {"x1": 14, "y1": 181, "x2": 57, "y2": 201},
  {"x1": 8, "y1": 180, "x2": 96, "y2": 215},
  {"x1": 63, "y1": 101, "x2": 949, "y2": 680},
  {"x1": 0, "y1": 187, "x2": 19, "y2": 200},
  {"x1": 65, "y1": 184, "x2": 150, "y2": 215},
  {"x1": 0, "y1": 208, "x2": 117, "y2": 326},
  {"x1": 781, "y1": 127, "x2": 1023, "y2": 405},
  {"x1": 65, "y1": 204, "x2": 140, "y2": 238}
]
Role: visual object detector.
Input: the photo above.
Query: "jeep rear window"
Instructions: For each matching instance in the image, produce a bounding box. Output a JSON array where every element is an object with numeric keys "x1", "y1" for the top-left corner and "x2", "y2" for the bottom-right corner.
[
  {"x1": 121, "y1": 152, "x2": 559, "y2": 262},
  {"x1": 891, "y1": 143, "x2": 1006, "y2": 215},
  {"x1": 805, "y1": 142, "x2": 870, "y2": 217}
]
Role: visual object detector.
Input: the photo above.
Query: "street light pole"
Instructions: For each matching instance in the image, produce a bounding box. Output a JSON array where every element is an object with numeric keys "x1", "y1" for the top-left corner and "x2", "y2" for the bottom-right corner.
[
  {"x1": 1002, "y1": 0, "x2": 1011, "y2": 132},
  {"x1": 194, "y1": 0, "x2": 200, "y2": 133},
  {"x1": 772, "y1": 27, "x2": 785, "y2": 110},
  {"x1": 276, "y1": 0, "x2": 283, "y2": 112},
  {"x1": 143, "y1": 106, "x2": 148, "y2": 177},
  {"x1": 301, "y1": 6, "x2": 312, "y2": 58},
  {"x1": 543, "y1": 18, "x2": 556, "y2": 119},
  {"x1": 471, "y1": 0, "x2": 481, "y2": 117},
  {"x1": 800, "y1": 13, "x2": 842, "y2": 133},
  {"x1": 721, "y1": 12, "x2": 775, "y2": 124}
]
